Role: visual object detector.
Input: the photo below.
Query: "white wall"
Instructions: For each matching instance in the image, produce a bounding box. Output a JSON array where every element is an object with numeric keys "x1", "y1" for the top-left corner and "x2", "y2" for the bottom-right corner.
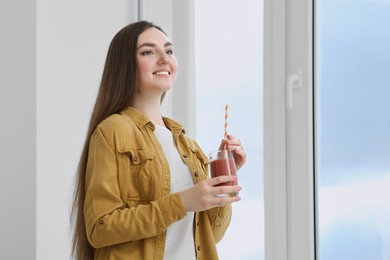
[
  {"x1": 1, "y1": 1, "x2": 194, "y2": 259},
  {"x1": 36, "y1": 1, "x2": 132, "y2": 259},
  {"x1": 0, "y1": 0, "x2": 36, "y2": 259}
]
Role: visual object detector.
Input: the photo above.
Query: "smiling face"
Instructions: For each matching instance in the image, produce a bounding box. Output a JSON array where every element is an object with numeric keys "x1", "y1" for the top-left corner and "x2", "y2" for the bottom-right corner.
[{"x1": 135, "y1": 27, "x2": 178, "y2": 100}]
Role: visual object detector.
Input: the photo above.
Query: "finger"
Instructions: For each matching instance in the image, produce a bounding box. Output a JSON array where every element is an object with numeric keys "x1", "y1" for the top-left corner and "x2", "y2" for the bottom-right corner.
[
  {"x1": 208, "y1": 175, "x2": 237, "y2": 186},
  {"x1": 212, "y1": 185, "x2": 241, "y2": 196},
  {"x1": 227, "y1": 145, "x2": 246, "y2": 160},
  {"x1": 227, "y1": 138, "x2": 241, "y2": 147},
  {"x1": 228, "y1": 136, "x2": 242, "y2": 146},
  {"x1": 231, "y1": 147, "x2": 246, "y2": 158},
  {"x1": 228, "y1": 146, "x2": 245, "y2": 156},
  {"x1": 218, "y1": 140, "x2": 226, "y2": 150},
  {"x1": 226, "y1": 137, "x2": 244, "y2": 150},
  {"x1": 226, "y1": 134, "x2": 235, "y2": 140}
]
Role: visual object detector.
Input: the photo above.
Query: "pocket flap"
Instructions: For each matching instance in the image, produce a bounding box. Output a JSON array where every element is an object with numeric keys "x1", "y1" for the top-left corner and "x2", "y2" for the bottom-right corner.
[{"x1": 118, "y1": 148, "x2": 155, "y2": 165}]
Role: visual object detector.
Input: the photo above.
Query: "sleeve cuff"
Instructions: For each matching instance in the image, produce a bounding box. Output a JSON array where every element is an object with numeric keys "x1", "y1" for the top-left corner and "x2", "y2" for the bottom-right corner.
[{"x1": 157, "y1": 192, "x2": 187, "y2": 227}]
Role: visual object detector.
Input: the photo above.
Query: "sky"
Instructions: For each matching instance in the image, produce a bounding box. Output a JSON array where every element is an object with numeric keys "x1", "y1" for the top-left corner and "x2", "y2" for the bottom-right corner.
[
  {"x1": 317, "y1": 0, "x2": 390, "y2": 259},
  {"x1": 317, "y1": 0, "x2": 390, "y2": 185}
]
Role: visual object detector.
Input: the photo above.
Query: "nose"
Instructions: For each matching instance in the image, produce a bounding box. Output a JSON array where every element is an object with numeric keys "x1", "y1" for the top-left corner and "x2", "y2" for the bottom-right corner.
[{"x1": 157, "y1": 50, "x2": 169, "y2": 65}]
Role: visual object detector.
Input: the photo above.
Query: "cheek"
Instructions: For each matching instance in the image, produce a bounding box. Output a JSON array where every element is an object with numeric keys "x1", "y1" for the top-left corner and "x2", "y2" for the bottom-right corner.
[
  {"x1": 172, "y1": 59, "x2": 178, "y2": 80},
  {"x1": 137, "y1": 60, "x2": 148, "y2": 77}
]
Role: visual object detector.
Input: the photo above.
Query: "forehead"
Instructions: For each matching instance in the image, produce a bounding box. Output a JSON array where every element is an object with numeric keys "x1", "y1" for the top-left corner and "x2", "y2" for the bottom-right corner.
[{"x1": 137, "y1": 27, "x2": 172, "y2": 47}]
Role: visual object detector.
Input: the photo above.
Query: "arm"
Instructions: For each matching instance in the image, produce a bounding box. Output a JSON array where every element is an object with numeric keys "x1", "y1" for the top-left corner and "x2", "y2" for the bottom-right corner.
[{"x1": 84, "y1": 127, "x2": 186, "y2": 248}]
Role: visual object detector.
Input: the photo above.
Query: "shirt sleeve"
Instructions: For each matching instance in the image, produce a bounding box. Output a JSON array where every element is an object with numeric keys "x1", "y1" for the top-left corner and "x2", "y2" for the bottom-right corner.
[{"x1": 84, "y1": 126, "x2": 187, "y2": 248}]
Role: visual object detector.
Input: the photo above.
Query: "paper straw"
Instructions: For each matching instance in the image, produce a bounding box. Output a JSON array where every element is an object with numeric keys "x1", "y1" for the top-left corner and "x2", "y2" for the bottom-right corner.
[{"x1": 224, "y1": 104, "x2": 228, "y2": 141}]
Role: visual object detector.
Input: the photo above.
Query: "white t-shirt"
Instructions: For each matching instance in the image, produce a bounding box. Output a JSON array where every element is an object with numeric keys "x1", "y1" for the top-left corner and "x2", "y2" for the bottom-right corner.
[{"x1": 154, "y1": 125, "x2": 196, "y2": 260}]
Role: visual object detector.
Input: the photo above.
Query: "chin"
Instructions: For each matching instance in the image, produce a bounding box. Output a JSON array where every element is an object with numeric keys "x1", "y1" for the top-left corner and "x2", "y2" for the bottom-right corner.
[{"x1": 160, "y1": 85, "x2": 173, "y2": 92}]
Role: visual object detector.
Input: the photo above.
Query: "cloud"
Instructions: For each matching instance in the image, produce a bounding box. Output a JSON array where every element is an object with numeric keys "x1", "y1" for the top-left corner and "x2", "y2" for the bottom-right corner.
[
  {"x1": 318, "y1": 173, "x2": 390, "y2": 259},
  {"x1": 373, "y1": 0, "x2": 390, "y2": 5},
  {"x1": 318, "y1": 173, "x2": 390, "y2": 230}
]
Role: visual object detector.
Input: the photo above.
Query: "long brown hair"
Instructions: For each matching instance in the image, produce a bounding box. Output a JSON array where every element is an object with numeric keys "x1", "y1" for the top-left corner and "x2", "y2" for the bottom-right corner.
[{"x1": 70, "y1": 21, "x2": 165, "y2": 260}]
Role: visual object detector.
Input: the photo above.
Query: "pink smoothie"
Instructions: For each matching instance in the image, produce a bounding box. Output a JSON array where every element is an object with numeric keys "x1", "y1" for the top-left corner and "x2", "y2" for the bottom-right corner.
[{"x1": 210, "y1": 158, "x2": 237, "y2": 186}]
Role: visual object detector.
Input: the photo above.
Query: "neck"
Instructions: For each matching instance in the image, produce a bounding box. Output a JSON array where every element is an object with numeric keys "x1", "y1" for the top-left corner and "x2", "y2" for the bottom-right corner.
[{"x1": 132, "y1": 96, "x2": 165, "y2": 126}]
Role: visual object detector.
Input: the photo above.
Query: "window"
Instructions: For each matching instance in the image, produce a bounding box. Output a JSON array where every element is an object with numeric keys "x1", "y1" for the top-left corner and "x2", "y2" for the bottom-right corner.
[
  {"x1": 195, "y1": 1, "x2": 264, "y2": 259},
  {"x1": 315, "y1": 0, "x2": 390, "y2": 259},
  {"x1": 265, "y1": 0, "x2": 390, "y2": 259}
]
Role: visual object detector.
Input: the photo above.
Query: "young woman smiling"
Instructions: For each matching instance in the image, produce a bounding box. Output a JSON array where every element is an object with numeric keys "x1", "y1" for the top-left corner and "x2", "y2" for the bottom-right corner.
[{"x1": 71, "y1": 20, "x2": 246, "y2": 260}]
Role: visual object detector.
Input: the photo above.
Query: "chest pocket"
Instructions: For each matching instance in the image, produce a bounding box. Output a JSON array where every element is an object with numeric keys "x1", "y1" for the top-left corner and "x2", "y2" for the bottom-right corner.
[{"x1": 117, "y1": 148, "x2": 155, "y2": 201}]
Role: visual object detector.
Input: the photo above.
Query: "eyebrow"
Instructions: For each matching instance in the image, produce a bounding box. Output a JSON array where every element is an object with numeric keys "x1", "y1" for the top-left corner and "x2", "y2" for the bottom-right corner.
[{"x1": 137, "y1": 42, "x2": 173, "y2": 49}]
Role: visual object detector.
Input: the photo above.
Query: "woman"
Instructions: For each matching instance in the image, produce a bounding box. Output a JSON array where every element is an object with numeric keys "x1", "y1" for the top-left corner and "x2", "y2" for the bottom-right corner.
[{"x1": 71, "y1": 20, "x2": 246, "y2": 260}]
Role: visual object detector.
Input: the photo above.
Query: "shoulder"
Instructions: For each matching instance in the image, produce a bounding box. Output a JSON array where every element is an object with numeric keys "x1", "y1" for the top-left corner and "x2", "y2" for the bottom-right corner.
[
  {"x1": 98, "y1": 113, "x2": 135, "y2": 133},
  {"x1": 92, "y1": 113, "x2": 139, "y2": 151}
]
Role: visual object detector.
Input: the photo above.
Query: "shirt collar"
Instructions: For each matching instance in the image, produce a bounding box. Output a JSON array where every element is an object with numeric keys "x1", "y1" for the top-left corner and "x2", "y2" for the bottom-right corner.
[
  {"x1": 120, "y1": 107, "x2": 154, "y2": 130},
  {"x1": 163, "y1": 117, "x2": 185, "y2": 136}
]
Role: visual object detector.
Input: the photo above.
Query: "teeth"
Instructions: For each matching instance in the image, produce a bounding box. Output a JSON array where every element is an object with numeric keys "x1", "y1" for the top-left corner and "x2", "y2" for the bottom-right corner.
[{"x1": 155, "y1": 71, "x2": 169, "y2": 75}]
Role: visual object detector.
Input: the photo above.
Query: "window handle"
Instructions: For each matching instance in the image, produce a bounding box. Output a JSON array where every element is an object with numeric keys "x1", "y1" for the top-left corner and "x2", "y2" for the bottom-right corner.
[{"x1": 286, "y1": 69, "x2": 302, "y2": 110}]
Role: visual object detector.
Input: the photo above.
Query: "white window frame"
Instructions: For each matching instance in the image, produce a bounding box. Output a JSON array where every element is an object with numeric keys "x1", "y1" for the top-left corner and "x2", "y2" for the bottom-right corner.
[{"x1": 264, "y1": 0, "x2": 316, "y2": 259}]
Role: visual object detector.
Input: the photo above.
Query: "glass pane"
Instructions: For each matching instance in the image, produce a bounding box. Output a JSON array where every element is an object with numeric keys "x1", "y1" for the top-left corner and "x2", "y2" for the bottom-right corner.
[
  {"x1": 195, "y1": 0, "x2": 264, "y2": 259},
  {"x1": 315, "y1": 0, "x2": 390, "y2": 259}
]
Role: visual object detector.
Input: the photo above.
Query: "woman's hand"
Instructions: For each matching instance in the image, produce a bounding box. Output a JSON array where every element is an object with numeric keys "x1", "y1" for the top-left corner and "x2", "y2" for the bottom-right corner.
[
  {"x1": 219, "y1": 134, "x2": 247, "y2": 171},
  {"x1": 179, "y1": 176, "x2": 241, "y2": 212}
]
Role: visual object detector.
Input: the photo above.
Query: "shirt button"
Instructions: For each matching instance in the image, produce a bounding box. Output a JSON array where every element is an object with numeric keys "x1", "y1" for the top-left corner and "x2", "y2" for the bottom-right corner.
[
  {"x1": 197, "y1": 221, "x2": 200, "y2": 226},
  {"x1": 197, "y1": 246, "x2": 201, "y2": 251},
  {"x1": 183, "y1": 154, "x2": 188, "y2": 158},
  {"x1": 194, "y1": 171, "x2": 199, "y2": 177},
  {"x1": 133, "y1": 156, "x2": 138, "y2": 161},
  {"x1": 98, "y1": 219, "x2": 104, "y2": 225}
]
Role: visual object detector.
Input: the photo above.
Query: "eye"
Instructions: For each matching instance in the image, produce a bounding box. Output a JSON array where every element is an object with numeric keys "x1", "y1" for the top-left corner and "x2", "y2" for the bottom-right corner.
[
  {"x1": 166, "y1": 49, "x2": 173, "y2": 55},
  {"x1": 141, "y1": 50, "x2": 153, "y2": 56}
]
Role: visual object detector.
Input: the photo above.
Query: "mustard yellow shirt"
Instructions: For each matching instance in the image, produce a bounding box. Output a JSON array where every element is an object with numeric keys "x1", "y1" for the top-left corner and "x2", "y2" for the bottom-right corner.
[{"x1": 84, "y1": 107, "x2": 232, "y2": 260}]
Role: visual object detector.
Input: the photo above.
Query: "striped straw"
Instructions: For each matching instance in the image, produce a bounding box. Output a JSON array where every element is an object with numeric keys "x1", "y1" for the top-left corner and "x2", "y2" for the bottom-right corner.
[{"x1": 224, "y1": 104, "x2": 228, "y2": 141}]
